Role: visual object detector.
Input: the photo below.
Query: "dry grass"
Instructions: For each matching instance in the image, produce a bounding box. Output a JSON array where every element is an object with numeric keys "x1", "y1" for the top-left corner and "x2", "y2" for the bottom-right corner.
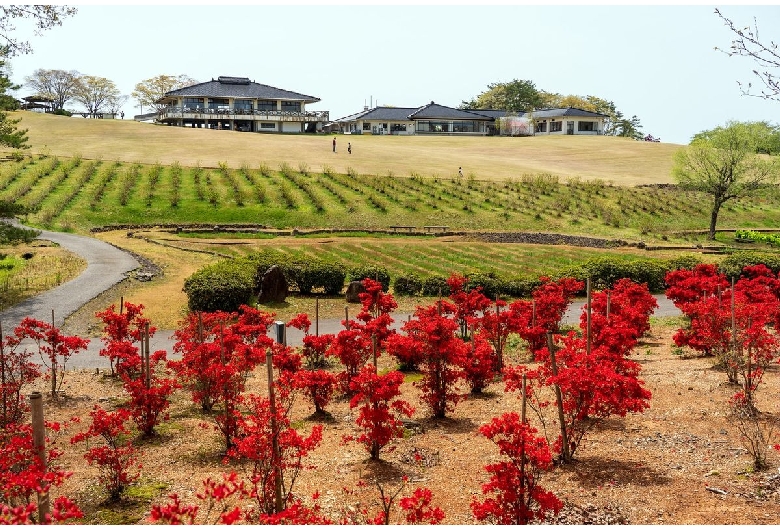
[{"x1": 14, "y1": 112, "x2": 680, "y2": 185}]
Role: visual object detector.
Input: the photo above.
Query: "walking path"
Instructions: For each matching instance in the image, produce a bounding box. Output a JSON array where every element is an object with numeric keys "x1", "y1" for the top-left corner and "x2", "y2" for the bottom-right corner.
[{"x1": 0, "y1": 222, "x2": 682, "y2": 369}]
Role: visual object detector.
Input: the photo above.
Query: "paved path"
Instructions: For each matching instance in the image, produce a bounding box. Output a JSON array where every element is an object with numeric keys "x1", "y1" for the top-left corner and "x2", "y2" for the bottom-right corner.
[{"x1": 0, "y1": 221, "x2": 682, "y2": 369}]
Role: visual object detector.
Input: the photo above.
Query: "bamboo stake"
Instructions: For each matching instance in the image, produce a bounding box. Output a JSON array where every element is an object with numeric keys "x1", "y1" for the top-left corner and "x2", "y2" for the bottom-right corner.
[
  {"x1": 345, "y1": 306, "x2": 349, "y2": 330},
  {"x1": 586, "y1": 278, "x2": 592, "y2": 356},
  {"x1": 120, "y1": 296, "x2": 123, "y2": 315},
  {"x1": 315, "y1": 297, "x2": 319, "y2": 337},
  {"x1": 50, "y1": 309, "x2": 57, "y2": 399},
  {"x1": 144, "y1": 322, "x2": 151, "y2": 390}
]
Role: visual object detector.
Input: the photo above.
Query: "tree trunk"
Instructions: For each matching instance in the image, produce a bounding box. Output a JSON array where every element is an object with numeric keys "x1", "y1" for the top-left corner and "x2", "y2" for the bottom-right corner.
[{"x1": 708, "y1": 201, "x2": 722, "y2": 241}]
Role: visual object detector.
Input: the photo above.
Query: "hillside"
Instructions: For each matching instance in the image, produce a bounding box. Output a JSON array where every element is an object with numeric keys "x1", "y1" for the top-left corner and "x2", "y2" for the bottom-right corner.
[{"x1": 14, "y1": 112, "x2": 679, "y2": 185}]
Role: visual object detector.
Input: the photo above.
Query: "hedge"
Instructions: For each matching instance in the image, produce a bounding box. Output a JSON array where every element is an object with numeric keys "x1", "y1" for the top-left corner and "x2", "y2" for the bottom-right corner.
[
  {"x1": 718, "y1": 251, "x2": 780, "y2": 279},
  {"x1": 183, "y1": 256, "x2": 256, "y2": 312},
  {"x1": 393, "y1": 274, "x2": 423, "y2": 296},
  {"x1": 347, "y1": 266, "x2": 390, "y2": 291}
]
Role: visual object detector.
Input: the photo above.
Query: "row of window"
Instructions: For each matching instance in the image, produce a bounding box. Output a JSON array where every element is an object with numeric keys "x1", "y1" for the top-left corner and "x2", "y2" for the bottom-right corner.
[
  {"x1": 181, "y1": 98, "x2": 301, "y2": 112},
  {"x1": 535, "y1": 120, "x2": 597, "y2": 133}
]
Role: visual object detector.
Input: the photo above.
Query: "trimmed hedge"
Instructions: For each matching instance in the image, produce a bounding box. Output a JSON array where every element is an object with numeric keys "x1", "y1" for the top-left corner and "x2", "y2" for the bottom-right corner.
[
  {"x1": 348, "y1": 266, "x2": 390, "y2": 291},
  {"x1": 393, "y1": 274, "x2": 423, "y2": 296},
  {"x1": 183, "y1": 257, "x2": 256, "y2": 312},
  {"x1": 420, "y1": 275, "x2": 450, "y2": 297},
  {"x1": 718, "y1": 251, "x2": 780, "y2": 279}
]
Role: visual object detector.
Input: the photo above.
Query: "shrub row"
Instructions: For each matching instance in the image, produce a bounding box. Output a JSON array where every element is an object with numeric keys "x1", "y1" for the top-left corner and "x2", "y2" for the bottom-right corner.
[
  {"x1": 718, "y1": 251, "x2": 780, "y2": 279},
  {"x1": 185, "y1": 253, "x2": 710, "y2": 312},
  {"x1": 735, "y1": 229, "x2": 780, "y2": 247}
]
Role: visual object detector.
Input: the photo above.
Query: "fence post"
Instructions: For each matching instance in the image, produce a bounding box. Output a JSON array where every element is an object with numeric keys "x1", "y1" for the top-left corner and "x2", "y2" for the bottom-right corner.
[
  {"x1": 546, "y1": 332, "x2": 570, "y2": 463},
  {"x1": 30, "y1": 392, "x2": 50, "y2": 522},
  {"x1": 344, "y1": 306, "x2": 349, "y2": 330},
  {"x1": 50, "y1": 309, "x2": 57, "y2": 399},
  {"x1": 315, "y1": 297, "x2": 319, "y2": 337},
  {"x1": 586, "y1": 278, "x2": 592, "y2": 356},
  {"x1": 266, "y1": 350, "x2": 284, "y2": 513},
  {"x1": 144, "y1": 322, "x2": 151, "y2": 390}
]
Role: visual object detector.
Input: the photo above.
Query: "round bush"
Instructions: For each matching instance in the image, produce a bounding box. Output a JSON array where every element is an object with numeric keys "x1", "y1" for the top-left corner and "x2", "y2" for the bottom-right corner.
[
  {"x1": 348, "y1": 265, "x2": 390, "y2": 291},
  {"x1": 421, "y1": 275, "x2": 450, "y2": 297},
  {"x1": 393, "y1": 274, "x2": 423, "y2": 296}
]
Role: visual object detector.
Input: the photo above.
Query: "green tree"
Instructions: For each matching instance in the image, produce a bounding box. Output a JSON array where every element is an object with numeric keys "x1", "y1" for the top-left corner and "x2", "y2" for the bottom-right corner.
[
  {"x1": 72, "y1": 75, "x2": 121, "y2": 117},
  {"x1": 461, "y1": 79, "x2": 543, "y2": 112},
  {"x1": 691, "y1": 121, "x2": 780, "y2": 155},
  {"x1": 24, "y1": 68, "x2": 81, "y2": 110},
  {"x1": 715, "y1": 8, "x2": 779, "y2": 101},
  {"x1": 132, "y1": 74, "x2": 197, "y2": 113},
  {"x1": 0, "y1": 51, "x2": 28, "y2": 149},
  {"x1": 673, "y1": 121, "x2": 780, "y2": 240},
  {"x1": 0, "y1": 6, "x2": 77, "y2": 57}
]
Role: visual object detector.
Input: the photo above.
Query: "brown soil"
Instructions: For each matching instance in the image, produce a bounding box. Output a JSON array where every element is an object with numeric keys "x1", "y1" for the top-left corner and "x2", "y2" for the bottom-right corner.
[{"x1": 29, "y1": 322, "x2": 780, "y2": 525}]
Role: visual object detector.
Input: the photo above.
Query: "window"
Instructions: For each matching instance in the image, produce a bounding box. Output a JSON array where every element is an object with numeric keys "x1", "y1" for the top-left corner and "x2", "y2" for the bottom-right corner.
[
  {"x1": 208, "y1": 98, "x2": 229, "y2": 110},
  {"x1": 260, "y1": 122, "x2": 275, "y2": 129},
  {"x1": 363, "y1": 122, "x2": 371, "y2": 131},
  {"x1": 256, "y1": 100, "x2": 276, "y2": 111},
  {"x1": 281, "y1": 101, "x2": 301, "y2": 112},
  {"x1": 390, "y1": 123, "x2": 407, "y2": 132},
  {"x1": 234, "y1": 100, "x2": 253, "y2": 111},
  {"x1": 416, "y1": 121, "x2": 449, "y2": 132},
  {"x1": 550, "y1": 121, "x2": 562, "y2": 132},
  {"x1": 535, "y1": 121, "x2": 547, "y2": 133},
  {"x1": 453, "y1": 121, "x2": 476, "y2": 132},
  {"x1": 183, "y1": 98, "x2": 203, "y2": 110},
  {"x1": 578, "y1": 121, "x2": 595, "y2": 131}
]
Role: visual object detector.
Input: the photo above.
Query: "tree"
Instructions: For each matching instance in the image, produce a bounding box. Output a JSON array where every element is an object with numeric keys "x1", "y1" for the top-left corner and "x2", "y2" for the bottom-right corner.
[
  {"x1": 0, "y1": 6, "x2": 77, "y2": 57},
  {"x1": 24, "y1": 69, "x2": 80, "y2": 111},
  {"x1": 0, "y1": 52, "x2": 27, "y2": 149},
  {"x1": 461, "y1": 79, "x2": 544, "y2": 113},
  {"x1": 715, "y1": 8, "x2": 779, "y2": 101},
  {"x1": 673, "y1": 120, "x2": 780, "y2": 240},
  {"x1": 72, "y1": 75, "x2": 121, "y2": 117},
  {"x1": 132, "y1": 74, "x2": 197, "y2": 113}
]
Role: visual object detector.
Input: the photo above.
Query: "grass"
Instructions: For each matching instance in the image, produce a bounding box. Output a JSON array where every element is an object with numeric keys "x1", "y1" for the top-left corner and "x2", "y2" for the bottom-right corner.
[{"x1": 16, "y1": 111, "x2": 680, "y2": 184}]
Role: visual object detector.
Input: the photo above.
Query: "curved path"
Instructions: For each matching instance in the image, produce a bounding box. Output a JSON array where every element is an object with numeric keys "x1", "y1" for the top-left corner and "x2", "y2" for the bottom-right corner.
[
  {"x1": 0, "y1": 221, "x2": 682, "y2": 368},
  {"x1": 0, "y1": 221, "x2": 139, "y2": 331}
]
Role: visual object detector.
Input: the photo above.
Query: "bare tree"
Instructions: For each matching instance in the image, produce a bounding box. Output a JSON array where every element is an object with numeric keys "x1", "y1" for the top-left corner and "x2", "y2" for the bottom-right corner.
[
  {"x1": 24, "y1": 69, "x2": 80, "y2": 111},
  {"x1": 72, "y1": 75, "x2": 120, "y2": 118},
  {"x1": 0, "y1": 6, "x2": 77, "y2": 56},
  {"x1": 107, "y1": 94, "x2": 128, "y2": 116},
  {"x1": 132, "y1": 74, "x2": 198, "y2": 113},
  {"x1": 715, "y1": 8, "x2": 779, "y2": 101}
]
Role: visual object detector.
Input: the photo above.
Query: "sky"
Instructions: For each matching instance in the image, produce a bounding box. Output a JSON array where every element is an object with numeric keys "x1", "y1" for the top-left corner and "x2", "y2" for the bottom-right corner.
[{"x1": 5, "y1": 2, "x2": 780, "y2": 145}]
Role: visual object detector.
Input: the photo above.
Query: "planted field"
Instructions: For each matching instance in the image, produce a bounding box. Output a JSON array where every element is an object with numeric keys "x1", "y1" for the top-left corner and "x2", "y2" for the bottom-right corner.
[{"x1": 3, "y1": 153, "x2": 780, "y2": 241}]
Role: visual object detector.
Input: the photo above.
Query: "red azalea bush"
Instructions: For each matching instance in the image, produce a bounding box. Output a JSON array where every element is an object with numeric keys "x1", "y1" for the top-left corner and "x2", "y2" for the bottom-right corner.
[
  {"x1": 293, "y1": 369, "x2": 338, "y2": 414},
  {"x1": 471, "y1": 412, "x2": 562, "y2": 524},
  {"x1": 327, "y1": 328, "x2": 372, "y2": 393},
  {"x1": 96, "y1": 302, "x2": 155, "y2": 377},
  {"x1": 347, "y1": 365, "x2": 413, "y2": 460},
  {"x1": 70, "y1": 406, "x2": 140, "y2": 500},
  {"x1": 0, "y1": 332, "x2": 41, "y2": 428},
  {"x1": 447, "y1": 274, "x2": 491, "y2": 340},
  {"x1": 461, "y1": 333, "x2": 498, "y2": 394}
]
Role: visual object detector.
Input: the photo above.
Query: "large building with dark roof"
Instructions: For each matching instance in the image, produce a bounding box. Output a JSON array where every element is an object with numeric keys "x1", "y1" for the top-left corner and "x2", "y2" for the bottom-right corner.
[
  {"x1": 331, "y1": 102, "x2": 608, "y2": 137},
  {"x1": 156, "y1": 76, "x2": 328, "y2": 133}
]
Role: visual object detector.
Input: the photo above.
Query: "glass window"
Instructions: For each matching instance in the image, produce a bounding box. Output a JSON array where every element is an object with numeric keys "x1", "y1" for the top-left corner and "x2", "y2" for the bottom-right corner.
[
  {"x1": 260, "y1": 122, "x2": 275, "y2": 129},
  {"x1": 234, "y1": 100, "x2": 253, "y2": 111},
  {"x1": 453, "y1": 121, "x2": 476, "y2": 132},
  {"x1": 363, "y1": 122, "x2": 371, "y2": 131},
  {"x1": 416, "y1": 121, "x2": 449, "y2": 132},
  {"x1": 390, "y1": 123, "x2": 407, "y2": 132},
  {"x1": 535, "y1": 121, "x2": 547, "y2": 133},
  {"x1": 281, "y1": 101, "x2": 301, "y2": 112},
  {"x1": 208, "y1": 98, "x2": 229, "y2": 110},
  {"x1": 183, "y1": 98, "x2": 203, "y2": 110},
  {"x1": 256, "y1": 100, "x2": 276, "y2": 111},
  {"x1": 578, "y1": 121, "x2": 595, "y2": 131},
  {"x1": 550, "y1": 121, "x2": 562, "y2": 132}
]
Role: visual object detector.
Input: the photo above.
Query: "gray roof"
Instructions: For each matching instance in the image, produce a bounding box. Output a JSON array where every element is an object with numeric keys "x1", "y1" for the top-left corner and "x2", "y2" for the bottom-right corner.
[
  {"x1": 334, "y1": 106, "x2": 418, "y2": 122},
  {"x1": 161, "y1": 76, "x2": 320, "y2": 103},
  {"x1": 529, "y1": 107, "x2": 608, "y2": 119},
  {"x1": 409, "y1": 102, "x2": 492, "y2": 121},
  {"x1": 466, "y1": 109, "x2": 512, "y2": 119}
]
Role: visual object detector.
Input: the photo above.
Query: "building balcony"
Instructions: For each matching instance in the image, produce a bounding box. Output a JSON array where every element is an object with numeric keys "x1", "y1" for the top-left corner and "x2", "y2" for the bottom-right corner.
[{"x1": 158, "y1": 106, "x2": 329, "y2": 122}]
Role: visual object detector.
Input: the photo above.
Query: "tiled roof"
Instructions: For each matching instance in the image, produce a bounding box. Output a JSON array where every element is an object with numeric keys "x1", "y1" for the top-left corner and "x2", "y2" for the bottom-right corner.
[
  {"x1": 162, "y1": 76, "x2": 320, "y2": 103},
  {"x1": 409, "y1": 102, "x2": 493, "y2": 120},
  {"x1": 530, "y1": 107, "x2": 608, "y2": 119}
]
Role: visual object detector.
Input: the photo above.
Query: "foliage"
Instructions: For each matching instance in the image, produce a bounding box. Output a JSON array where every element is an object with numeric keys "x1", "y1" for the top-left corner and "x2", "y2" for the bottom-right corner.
[
  {"x1": 0, "y1": 53, "x2": 28, "y2": 149},
  {"x1": 719, "y1": 251, "x2": 780, "y2": 278},
  {"x1": 448, "y1": 273, "x2": 492, "y2": 339},
  {"x1": 327, "y1": 328, "x2": 372, "y2": 393},
  {"x1": 0, "y1": 221, "x2": 39, "y2": 244},
  {"x1": 24, "y1": 69, "x2": 80, "y2": 110},
  {"x1": 461, "y1": 334, "x2": 499, "y2": 394},
  {"x1": 393, "y1": 274, "x2": 423, "y2": 296},
  {"x1": 348, "y1": 265, "x2": 390, "y2": 292},
  {"x1": 184, "y1": 257, "x2": 256, "y2": 312},
  {"x1": 461, "y1": 79, "x2": 544, "y2": 112},
  {"x1": 0, "y1": 327, "x2": 41, "y2": 427},
  {"x1": 12, "y1": 317, "x2": 88, "y2": 399},
  {"x1": 96, "y1": 301, "x2": 155, "y2": 377},
  {"x1": 673, "y1": 120, "x2": 780, "y2": 240},
  {"x1": 471, "y1": 413, "x2": 562, "y2": 524},
  {"x1": 347, "y1": 365, "x2": 413, "y2": 460},
  {"x1": 293, "y1": 369, "x2": 337, "y2": 414},
  {"x1": 132, "y1": 74, "x2": 198, "y2": 113},
  {"x1": 71, "y1": 75, "x2": 122, "y2": 118},
  {"x1": 121, "y1": 348, "x2": 178, "y2": 437},
  {"x1": 70, "y1": 406, "x2": 140, "y2": 500},
  {"x1": 0, "y1": 421, "x2": 82, "y2": 524},
  {"x1": 0, "y1": 6, "x2": 77, "y2": 56}
]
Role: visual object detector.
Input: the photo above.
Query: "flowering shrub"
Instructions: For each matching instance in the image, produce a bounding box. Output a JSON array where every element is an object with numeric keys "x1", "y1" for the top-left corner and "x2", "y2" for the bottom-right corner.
[
  {"x1": 447, "y1": 274, "x2": 491, "y2": 340},
  {"x1": 471, "y1": 412, "x2": 562, "y2": 524},
  {"x1": 461, "y1": 333, "x2": 498, "y2": 394},
  {"x1": 0, "y1": 421, "x2": 82, "y2": 524},
  {"x1": 347, "y1": 365, "x2": 413, "y2": 460},
  {"x1": 13, "y1": 317, "x2": 88, "y2": 399},
  {"x1": 70, "y1": 406, "x2": 139, "y2": 499},
  {"x1": 327, "y1": 328, "x2": 372, "y2": 393},
  {"x1": 0, "y1": 333, "x2": 41, "y2": 428},
  {"x1": 120, "y1": 349, "x2": 179, "y2": 437},
  {"x1": 293, "y1": 369, "x2": 337, "y2": 415},
  {"x1": 96, "y1": 301, "x2": 155, "y2": 377}
]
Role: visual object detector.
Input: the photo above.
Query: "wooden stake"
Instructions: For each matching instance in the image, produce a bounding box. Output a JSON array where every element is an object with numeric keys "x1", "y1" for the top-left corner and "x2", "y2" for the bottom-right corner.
[
  {"x1": 586, "y1": 278, "x2": 592, "y2": 356},
  {"x1": 315, "y1": 297, "x2": 319, "y2": 337},
  {"x1": 50, "y1": 309, "x2": 57, "y2": 399},
  {"x1": 372, "y1": 334, "x2": 377, "y2": 368},
  {"x1": 520, "y1": 373, "x2": 527, "y2": 425},
  {"x1": 144, "y1": 322, "x2": 151, "y2": 390},
  {"x1": 120, "y1": 296, "x2": 124, "y2": 315},
  {"x1": 266, "y1": 351, "x2": 283, "y2": 513},
  {"x1": 547, "y1": 332, "x2": 570, "y2": 463},
  {"x1": 606, "y1": 291, "x2": 611, "y2": 320},
  {"x1": 30, "y1": 392, "x2": 50, "y2": 522},
  {"x1": 0, "y1": 321, "x2": 5, "y2": 426},
  {"x1": 345, "y1": 306, "x2": 349, "y2": 330}
]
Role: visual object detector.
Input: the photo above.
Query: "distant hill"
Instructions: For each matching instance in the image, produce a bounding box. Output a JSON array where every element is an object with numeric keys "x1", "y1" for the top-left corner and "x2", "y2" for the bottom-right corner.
[{"x1": 11, "y1": 112, "x2": 681, "y2": 185}]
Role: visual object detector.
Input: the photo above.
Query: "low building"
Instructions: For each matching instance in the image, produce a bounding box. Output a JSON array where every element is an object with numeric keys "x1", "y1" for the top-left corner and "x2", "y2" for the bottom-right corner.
[
  {"x1": 155, "y1": 76, "x2": 328, "y2": 133},
  {"x1": 331, "y1": 103, "x2": 607, "y2": 137}
]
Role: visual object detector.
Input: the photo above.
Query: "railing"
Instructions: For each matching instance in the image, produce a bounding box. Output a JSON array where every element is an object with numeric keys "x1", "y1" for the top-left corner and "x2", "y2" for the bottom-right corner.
[{"x1": 159, "y1": 106, "x2": 329, "y2": 121}]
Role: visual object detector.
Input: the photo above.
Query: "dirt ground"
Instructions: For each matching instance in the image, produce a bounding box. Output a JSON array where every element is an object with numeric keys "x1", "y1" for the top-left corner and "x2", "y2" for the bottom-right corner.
[{"x1": 26, "y1": 321, "x2": 780, "y2": 525}]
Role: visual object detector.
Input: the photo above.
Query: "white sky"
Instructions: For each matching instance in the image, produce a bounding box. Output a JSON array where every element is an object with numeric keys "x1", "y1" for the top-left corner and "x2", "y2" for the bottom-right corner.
[{"x1": 5, "y1": 2, "x2": 780, "y2": 145}]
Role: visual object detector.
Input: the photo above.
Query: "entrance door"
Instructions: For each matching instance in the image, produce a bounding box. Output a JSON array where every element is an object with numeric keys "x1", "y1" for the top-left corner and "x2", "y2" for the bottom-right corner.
[{"x1": 566, "y1": 121, "x2": 574, "y2": 135}]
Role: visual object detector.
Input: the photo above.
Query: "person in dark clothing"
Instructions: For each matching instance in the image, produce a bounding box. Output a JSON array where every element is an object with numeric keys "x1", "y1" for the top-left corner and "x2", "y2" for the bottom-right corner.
[
  {"x1": 332, "y1": 137, "x2": 336, "y2": 152},
  {"x1": 348, "y1": 142, "x2": 352, "y2": 154}
]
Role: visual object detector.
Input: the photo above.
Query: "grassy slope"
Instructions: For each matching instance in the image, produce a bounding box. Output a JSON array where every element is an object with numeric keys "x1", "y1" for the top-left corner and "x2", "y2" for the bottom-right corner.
[{"x1": 15, "y1": 112, "x2": 679, "y2": 184}]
